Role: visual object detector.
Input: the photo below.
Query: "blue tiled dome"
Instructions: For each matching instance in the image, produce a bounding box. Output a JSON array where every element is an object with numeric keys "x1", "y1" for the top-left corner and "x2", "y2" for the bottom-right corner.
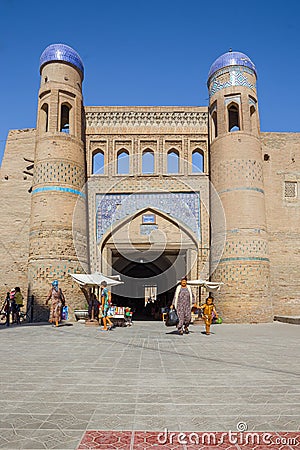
[
  {"x1": 40, "y1": 43, "x2": 84, "y2": 77},
  {"x1": 208, "y1": 51, "x2": 257, "y2": 81}
]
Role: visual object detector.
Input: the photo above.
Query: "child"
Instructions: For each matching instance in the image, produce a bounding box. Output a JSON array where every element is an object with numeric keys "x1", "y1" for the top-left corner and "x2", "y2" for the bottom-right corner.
[
  {"x1": 199, "y1": 295, "x2": 218, "y2": 335},
  {"x1": 124, "y1": 307, "x2": 132, "y2": 326}
]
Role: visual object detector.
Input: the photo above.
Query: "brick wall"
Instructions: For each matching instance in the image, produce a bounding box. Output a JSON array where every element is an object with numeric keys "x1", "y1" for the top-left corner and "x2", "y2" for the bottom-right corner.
[
  {"x1": 261, "y1": 132, "x2": 300, "y2": 316},
  {"x1": 0, "y1": 129, "x2": 35, "y2": 305}
]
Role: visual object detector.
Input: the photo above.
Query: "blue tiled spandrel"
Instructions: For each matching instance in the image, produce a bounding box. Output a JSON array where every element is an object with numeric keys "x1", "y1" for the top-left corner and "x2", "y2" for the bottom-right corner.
[{"x1": 96, "y1": 192, "x2": 201, "y2": 242}]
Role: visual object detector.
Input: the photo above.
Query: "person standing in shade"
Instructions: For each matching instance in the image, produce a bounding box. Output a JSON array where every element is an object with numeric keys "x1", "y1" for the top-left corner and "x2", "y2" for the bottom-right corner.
[
  {"x1": 100, "y1": 281, "x2": 113, "y2": 331},
  {"x1": 45, "y1": 280, "x2": 65, "y2": 327},
  {"x1": 14, "y1": 287, "x2": 24, "y2": 324},
  {"x1": 171, "y1": 277, "x2": 195, "y2": 335},
  {"x1": 88, "y1": 291, "x2": 100, "y2": 321},
  {"x1": 4, "y1": 292, "x2": 10, "y2": 326},
  {"x1": 9, "y1": 289, "x2": 18, "y2": 324}
]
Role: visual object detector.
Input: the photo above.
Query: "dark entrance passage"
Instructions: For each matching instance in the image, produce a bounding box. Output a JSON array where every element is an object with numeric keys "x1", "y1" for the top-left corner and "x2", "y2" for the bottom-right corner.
[{"x1": 110, "y1": 249, "x2": 186, "y2": 320}]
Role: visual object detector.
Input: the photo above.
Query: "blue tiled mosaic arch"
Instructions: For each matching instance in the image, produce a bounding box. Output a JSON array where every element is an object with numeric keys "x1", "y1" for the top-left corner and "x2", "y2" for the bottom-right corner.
[
  {"x1": 96, "y1": 192, "x2": 201, "y2": 242},
  {"x1": 40, "y1": 43, "x2": 84, "y2": 77}
]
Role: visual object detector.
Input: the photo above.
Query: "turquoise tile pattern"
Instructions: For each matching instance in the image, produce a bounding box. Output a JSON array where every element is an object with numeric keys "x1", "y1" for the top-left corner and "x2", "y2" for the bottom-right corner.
[
  {"x1": 32, "y1": 186, "x2": 86, "y2": 198},
  {"x1": 209, "y1": 66, "x2": 256, "y2": 97}
]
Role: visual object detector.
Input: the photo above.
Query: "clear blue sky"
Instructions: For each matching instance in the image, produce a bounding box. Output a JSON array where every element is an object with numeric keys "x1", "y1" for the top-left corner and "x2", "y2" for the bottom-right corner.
[{"x1": 0, "y1": 0, "x2": 299, "y2": 164}]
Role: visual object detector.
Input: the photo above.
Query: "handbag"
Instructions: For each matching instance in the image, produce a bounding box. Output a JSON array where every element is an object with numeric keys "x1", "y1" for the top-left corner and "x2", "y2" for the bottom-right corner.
[
  {"x1": 165, "y1": 309, "x2": 179, "y2": 327},
  {"x1": 61, "y1": 305, "x2": 68, "y2": 320}
]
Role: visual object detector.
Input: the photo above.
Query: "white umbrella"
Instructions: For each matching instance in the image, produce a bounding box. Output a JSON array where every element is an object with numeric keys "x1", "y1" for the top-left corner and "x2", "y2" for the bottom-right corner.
[
  {"x1": 70, "y1": 272, "x2": 123, "y2": 287},
  {"x1": 177, "y1": 279, "x2": 223, "y2": 292}
]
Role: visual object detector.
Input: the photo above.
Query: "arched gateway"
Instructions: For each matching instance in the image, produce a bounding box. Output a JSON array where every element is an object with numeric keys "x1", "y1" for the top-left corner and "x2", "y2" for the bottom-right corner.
[{"x1": 97, "y1": 204, "x2": 200, "y2": 318}]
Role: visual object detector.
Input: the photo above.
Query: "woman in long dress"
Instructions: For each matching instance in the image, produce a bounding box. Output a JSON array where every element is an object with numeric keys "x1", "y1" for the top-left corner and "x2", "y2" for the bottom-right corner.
[
  {"x1": 172, "y1": 277, "x2": 195, "y2": 335},
  {"x1": 45, "y1": 280, "x2": 65, "y2": 327}
]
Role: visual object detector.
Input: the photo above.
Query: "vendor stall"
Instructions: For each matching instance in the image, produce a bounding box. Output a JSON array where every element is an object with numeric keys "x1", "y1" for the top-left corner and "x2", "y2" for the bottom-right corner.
[
  {"x1": 70, "y1": 272, "x2": 123, "y2": 288},
  {"x1": 70, "y1": 272, "x2": 124, "y2": 325}
]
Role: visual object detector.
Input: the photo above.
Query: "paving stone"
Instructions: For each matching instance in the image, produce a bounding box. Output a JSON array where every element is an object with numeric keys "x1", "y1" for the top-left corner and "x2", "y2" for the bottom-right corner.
[{"x1": 0, "y1": 321, "x2": 299, "y2": 449}]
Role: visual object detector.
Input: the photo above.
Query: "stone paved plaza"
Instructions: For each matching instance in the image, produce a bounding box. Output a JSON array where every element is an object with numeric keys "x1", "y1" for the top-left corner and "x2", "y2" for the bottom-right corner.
[{"x1": 0, "y1": 320, "x2": 299, "y2": 449}]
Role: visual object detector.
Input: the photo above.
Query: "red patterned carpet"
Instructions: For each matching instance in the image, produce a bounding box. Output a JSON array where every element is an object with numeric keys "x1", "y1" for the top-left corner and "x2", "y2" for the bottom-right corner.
[{"x1": 78, "y1": 430, "x2": 300, "y2": 449}]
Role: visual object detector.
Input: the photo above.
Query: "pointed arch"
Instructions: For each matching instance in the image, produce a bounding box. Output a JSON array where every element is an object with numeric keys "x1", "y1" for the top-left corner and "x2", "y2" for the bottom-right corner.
[
  {"x1": 60, "y1": 102, "x2": 72, "y2": 133},
  {"x1": 167, "y1": 149, "x2": 179, "y2": 173},
  {"x1": 210, "y1": 101, "x2": 218, "y2": 140},
  {"x1": 228, "y1": 102, "x2": 240, "y2": 132},
  {"x1": 117, "y1": 149, "x2": 130, "y2": 174},
  {"x1": 142, "y1": 149, "x2": 154, "y2": 174},
  {"x1": 212, "y1": 110, "x2": 218, "y2": 139},
  {"x1": 41, "y1": 103, "x2": 49, "y2": 132},
  {"x1": 92, "y1": 150, "x2": 104, "y2": 175},
  {"x1": 192, "y1": 149, "x2": 204, "y2": 173}
]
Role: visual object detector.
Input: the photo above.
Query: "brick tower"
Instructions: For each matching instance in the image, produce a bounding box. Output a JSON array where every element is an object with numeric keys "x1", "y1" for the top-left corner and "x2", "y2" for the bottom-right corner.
[
  {"x1": 208, "y1": 51, "x2": 273, "y2": 322},
  {"x1": 28, "y1": 44, "x2": 89, "y2": 320}
]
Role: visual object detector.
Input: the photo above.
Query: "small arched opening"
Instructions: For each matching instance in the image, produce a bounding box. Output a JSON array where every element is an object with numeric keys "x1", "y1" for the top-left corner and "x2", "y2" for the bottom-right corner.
[
  {"x1": 92, "y1": 151, "x2": 104, "y2": 175},
  {"x1": 167, "y1": 149, "x2": 179, "y2": 173},
  {"x1": 250, "y1": 104, "x2": 258, "y2": 133},
  {"x1": 192, "y1": 149, "x2": 204, "y2": 173},
  {"x1": 212, "y1": 110, "x2": 218, "y2": 139},
  {"x1": 142, "y1": 149, "x2": 154, "y2": 174},
  {"x1": 60, "y1": 103, "x2": 71, "y2": 133},
  {"x1": 117, "y1": 150, "x2": 130, "y2": 174},
  {"x1": 228, "y1": 103, "x2": 240, "y2": 132},
  {"x1": 41, "y1": 103, "x2": 49, "y2": 133}
]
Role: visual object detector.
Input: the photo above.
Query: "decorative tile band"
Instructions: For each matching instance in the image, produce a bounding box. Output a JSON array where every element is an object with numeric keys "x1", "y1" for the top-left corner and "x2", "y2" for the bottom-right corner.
[
  {"x1": 86, "y1": 111, "x2": 208, "y2": 128},
  {"x1": 219, "y1": 186, "x2": 264, "y2": 194},
  {"x1": 209, "y1": 66, "x2": 256, "y2": 97},
  {"x1": 32, "y1": 186, "x2": 86, "y2": 198},
  {"x1": 218, "y1": 256, "x2": 270, "y2": 263}
]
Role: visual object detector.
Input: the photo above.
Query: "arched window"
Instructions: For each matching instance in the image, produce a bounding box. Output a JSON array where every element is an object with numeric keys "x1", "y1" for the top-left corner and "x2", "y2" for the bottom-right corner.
[
  {"x1": 92, "y1": 151, "x2": 104, "y2": 175},
  {"x1": 250, "y1": 104, "x2": 258, "y2": 133},
  {"x1": 117, "y1": 150, "x2": 130, "y2": 174},
  {"x1": 60, "y1": 103, "x2": 71, "y2": 133},
  {"x1": 41, "y1": 103, "x2": 49, "y2": 132},
  {"x1": 212, "y1": 110, "x2": 218, "y2": 139},
  {"x1": 142, "y1": 150, "x2": 154, "y2": 174},
  {"x1": 192, "y1": 150, "x2": 204, "y2": 173},
  {"x1": 228, "y1": 103, "x2": 240, "y2": 132},
  {"x1": 167, "y1": 150, "x2": 179, "y2": 173}
]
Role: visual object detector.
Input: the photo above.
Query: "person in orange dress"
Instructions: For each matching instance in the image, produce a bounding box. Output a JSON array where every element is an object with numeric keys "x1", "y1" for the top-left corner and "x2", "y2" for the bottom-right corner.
[
  {"x1": 199, "y1": 295, "x2": 218, "y2": 335},
  {"x1": 45, "y1": 280, "x2": 65, "y2": 327}
]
